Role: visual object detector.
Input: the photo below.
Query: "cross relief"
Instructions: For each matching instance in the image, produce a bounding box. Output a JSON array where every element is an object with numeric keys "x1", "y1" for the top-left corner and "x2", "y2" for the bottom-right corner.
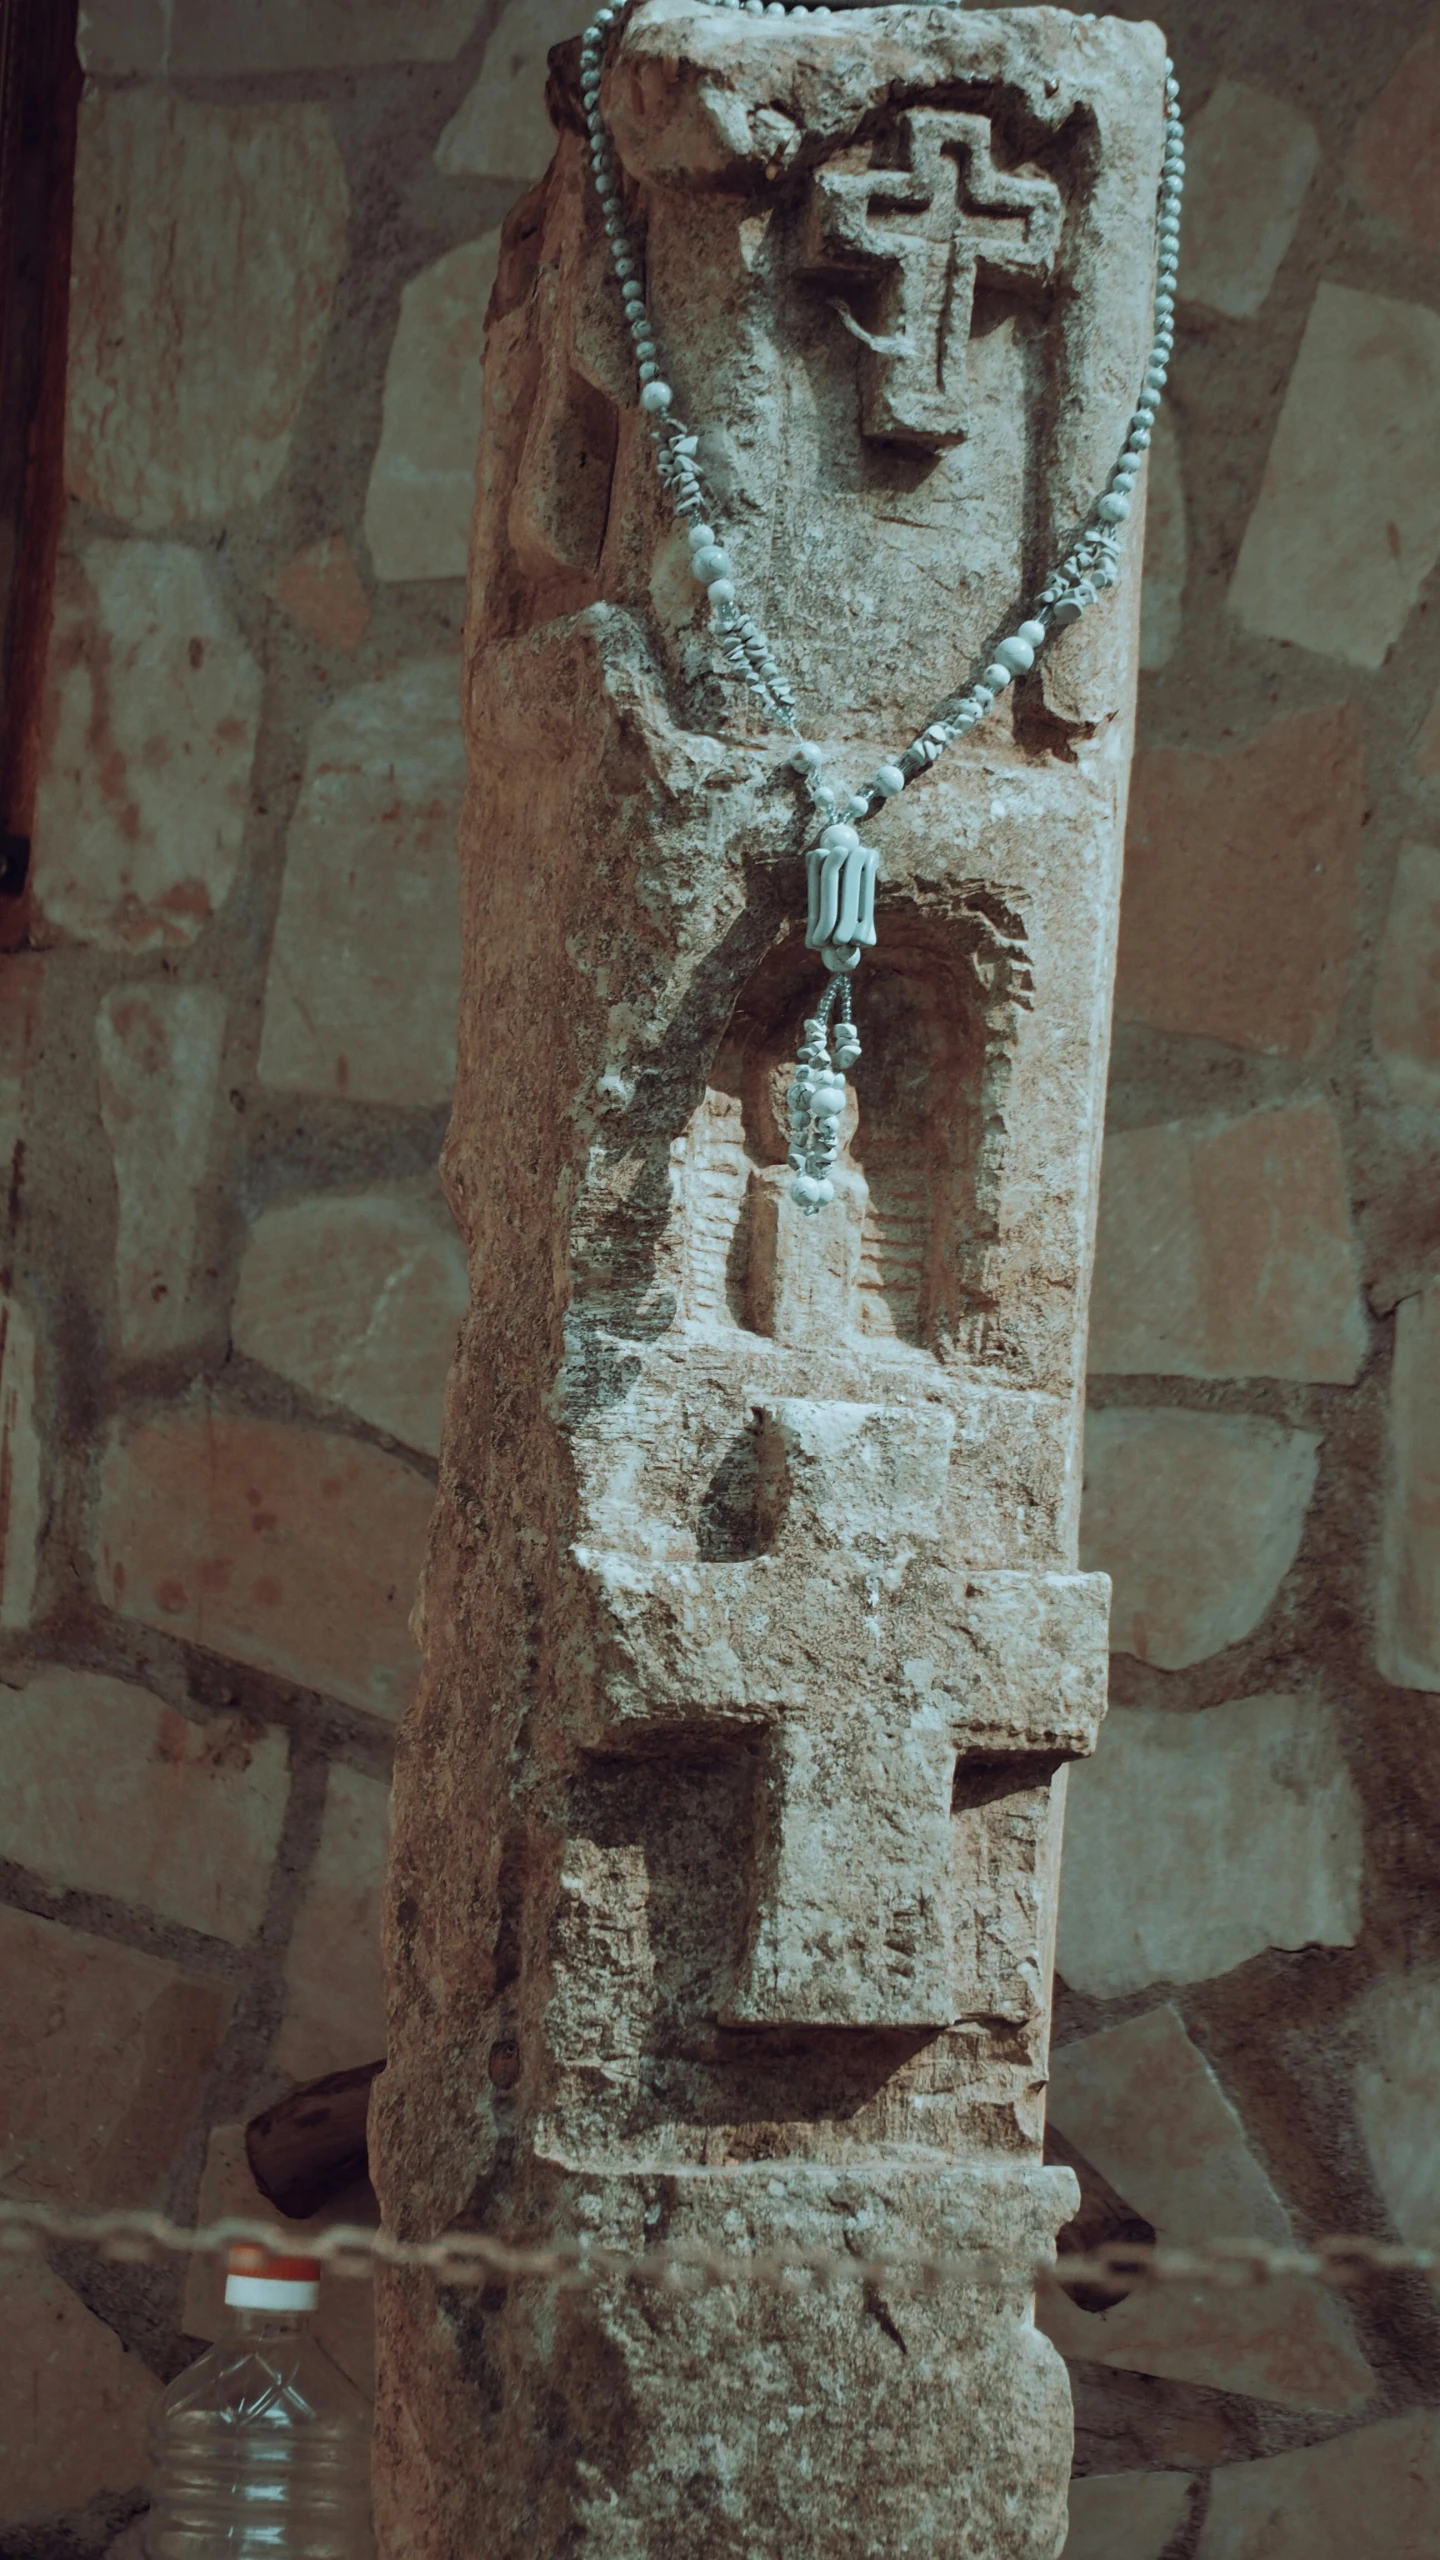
[{"x1": 802, "y1": 109, "x2": 1064, "y2": 447}]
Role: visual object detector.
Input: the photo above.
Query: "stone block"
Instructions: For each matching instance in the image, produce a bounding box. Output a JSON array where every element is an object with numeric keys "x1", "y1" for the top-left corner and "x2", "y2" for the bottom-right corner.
[
  {"x1": 97, "y1": 983, "x2": 226, "y2": 1357},
  {"x1": 1197, "y1": 2413, "x2": 1440, "y2": 2559},
  {"x1": 0, "y1": 1666, "x2": 289, "y2": 1943},
  {"x1": 1057, "y1": 1695, "x2": 1362, "y2": 1997},
  {"x1": 1043, "y1": 2004, "x2": 1374, "y2": 2411},
  {"x1": 434, "y1": 0, "x2": 590, "y2": 179},
  {"x1": 1349, "y1": 12, "x2": 1440, "y2": 256},
  {"x1": 1081, "y1": 1410, "x2": 1320, "y2": 1669},
  {"x1": 95, "y1": 1408, "x2": 431, "y2": 1720},
  {"x1": 233, "y1": 1184, "x2": 467, "y2": 1457},
  {"x1": 1179, "y1": 80, "x2": 1318, "y2": 318},
  {"x1": 80, "y1": 0, "x2": 486, "y2": 71},
  {"x1": 0, "y1": 1902, "x2": 232, "y2": 2206},
  {"x1": 275, "y1": 1764, "x2": 389, "y2": 2080},
  {"x1": 1064, "y1": 2472, "x2": 1192, "y2": 2560},
  {"x1": 0, "y1": 1294, "x2": 41, "y2": 1628},
  {"x1": 1138, "y1": 406, "x2": 1186, "y2": 671},
  {"x1": 1372, "y1": 840, "x2": 1440, "y2": 1103},
  {"x1": 364, "y1": 239, "x2": 497, "y2": 583},
  {"x1": 265, "y1": 534, "x2": 372, "y2": 654},
  {"x1": 1377, "y1": 1284, "x2": 1440, "y2": 1692},
  {"x1": 258, "y1": 660, "x2": 464, "y2": 1107},
  {"x1": 1353, "y1": 1968, "x2": 1440, "y2": 2247},
  {"x1": 31, "y1": 541, "x2": 262, "y2": 951},
  {"x1": 66, "y1": 91, "x2": 348, "y2": 529},
  {"x1": 1088, "y1": 1101, "x2": 1366, "y2": 1383},
  {"x1": 1116, "y1": 707, "x2": 1365, "y2": 1061},
  {"x1": 0, "y1": 2255, "x2": 156, "y2": 2528},
  {"x1": 1230, "y1": 283, "x2": 1440, "y2": 669},
  {"x1": 185, "y1": 2121, "x2": 375, "y2": 2395}
]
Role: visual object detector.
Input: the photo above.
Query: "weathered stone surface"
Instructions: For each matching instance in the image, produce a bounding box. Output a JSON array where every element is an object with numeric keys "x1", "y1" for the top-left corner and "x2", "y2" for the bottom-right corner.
[
  {"x1": 1116, "y1": 706, "x2": 1365, "y2": 1061},
  {"x1": 1353, "y1": 1968, "x2": 1440, "y2": 2247},
  {"x1": 1230, "y1": 283, "x2": 1440, "y2": 668},
  {"x1": 1088, "y1": 1101, "x2": 1366, "y2": 1382},
  {"x1": 1179, "y1": 79, "x2": 1318, "y2": 318},
  {"x1": 1372, "y1": 840, "x2": 1440, "y2": 1103},
  {"x1": 95, "y1": 1408, "x2": 430, "y2": 1720},
  {"x1": 1349, "y1": 11, "x2": 1440, "y2": 257},
  {"x1": 30, "y1": 540, "x2": 262, "y2": 951},
  {"x1": 1378, "y1": 1283, "x2": 1440, "y2": 1692},
  {"x1": 1415, "y1": 682, "x2": 1440, "y2": 785},
  {"x1": 1043, "y1": 2005, "x2": 1375, "y2": 2411},
  {"x1": 97, "y1": 983, "x2": 226, "y2": 1356},
  {"x1": 0, "y1": 953, "x2": 43, "y2": 1168},
  {"x1": 275, "y1": 1764, "x2": 389, "y2": 2081},
  {"x1": 1138, "y1": 406, "x2": 1186, "y2": 672},
  {"x1": 1063, "y1": 2472, "x2": 1192, "y2": 2560},
  {"x1": 265, "y1": 533, "x2": 372, "y2": 654},
  {"x1": 185, "y1": 2120, "x2": 376, "y2": 2394},
  {"x1": 0, "y1": 1294, "x2": 42, "y2": 1629},
  {"x1": 1197, "y1": 2414, "x2": 1440, "y2": 2559},
  {"x1": 66, "y1": 91, "x2": 348, "y2": 529},
  {"x1": 233, "y1": 1184, "x2": 466, "y2": 1456},
  {"x1": 258, "y1": 660, "x2": 464, "y2": 1106},
  {"x1": 374, "y1": 8, "x2": 1163, "y2": 2552},
  {"x1": 0, "y1": 1902, "x2": 232, "y2": 2205},
  {"x1": 80, "y1": 0, "x2": 486, "y2": 71},
  {"x1": 1057, "y1": 1695, "x2": 1363, "y2": 1996},
  {"x1": 0, "y1": 2255, "x2": 156, "y2": 2527},
  {"x1": 1081, "y1": 1410, "x2": 1320, "y2": 1668},
  {"x1": 434, "y1": 0, "x2": 589, "y2": 179},
  {"x1": 364, "y1": 239, "x2": 497, "y2": 582},
  {"x1": 0, "y1": 1666, "x2": 289, "y2": 1942}
]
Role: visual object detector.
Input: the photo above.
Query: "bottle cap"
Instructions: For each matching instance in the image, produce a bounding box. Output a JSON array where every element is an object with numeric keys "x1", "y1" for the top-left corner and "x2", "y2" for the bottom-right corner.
[{"x1": 224, "y1": 2243, "x2": 322, "y2": 2312}]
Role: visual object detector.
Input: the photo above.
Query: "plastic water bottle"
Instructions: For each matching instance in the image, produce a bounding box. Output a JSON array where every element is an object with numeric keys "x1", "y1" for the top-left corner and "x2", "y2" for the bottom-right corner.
[{"x1": 145, "y1": 2245, "x2": 374, "y2": 2557}]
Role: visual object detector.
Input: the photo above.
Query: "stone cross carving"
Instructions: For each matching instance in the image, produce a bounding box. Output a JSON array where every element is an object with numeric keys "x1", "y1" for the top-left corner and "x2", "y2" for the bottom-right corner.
[
  {"x1": 371, "y1": 9, "x2": 1166, "y2": 2558},
  {"x1": 803, "y1": 109, "x2": 1063, "y2": 446}
]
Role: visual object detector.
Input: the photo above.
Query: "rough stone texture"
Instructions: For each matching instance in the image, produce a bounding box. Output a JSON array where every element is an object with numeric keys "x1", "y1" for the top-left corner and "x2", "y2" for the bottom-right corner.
[
  {"x1": 1179, "y1": 80, "x2": 1318, "y2": 318},
  {"x1": 1043, "y1": 2006, "x2": 1374, "y2": 2411},
  {"x1": 65, "y1": 90, "x2": 349, "y2": 529},
  {"x1": 1196, "y1": 2413, "x2": 1440, "y2": 2559},
  {"x1": 1348, "y1": 8, "x2": 1440, "y2": 255},
  {"x1": 95, "y1": 1409, "x2": 430, "y2": 1720},
  {"x1": 1138, "y1": 407, "x2": 1186, "y2": 674},
  {"x1": 435, "y1": 0, "x2": 590, "y2": 178},
  {"x1": 0, "y1": 1902, "x2": 232, "y2": 2206},
  {"x1": 274, "y1": 1763, "x2": 389, "y2": 2081},
  {"x1": 1081, "y1": 1410, "x2": 1320, "y2": 1668},
  {"x1": 233, "y1": 1183, "x2": 467, "y2": 1457},
  {"x1": 0, "y1": 1294, "x2": 42, "y2": 1629},
  {"x1": 1115, "y1": 707, "x2": 1365, "y2": 1062},
  {"x1": 1087, "y1": 1101, "x2": 1366, "y2": 1382},
  {"x1": 265, "y1": 534, "x2": 373, "y2": 654},
  {"x1": 30, "y1": 539, "x2": 263, "y2": 951},
  {"x1": 1353, "y1": 1968, "x2": 1440, "y2": 2247},
  {"x1": 79, "y1": 0, "x2": 487, "y2": 71},
  {"x1": 185, "y1": 2120, "x2": 376, "y2": 2394},
  {"x1": 0, "y1": 2255, "x2": 157, "y2": 2528},
  {"x1": 97, "y1": 983, "x2": 227, "y2": 1357},
  {"x1": 258, "y1": 659, "x2": 465, "y2": 1105},
  {"x1": 1057, "y1": 1696, "x2": 1363, "y2": 1996},
  {"x1": 1229, "y1": 282, "x2": 1440, "y2": 669},
  {"x1": 372, "y1": 9, "x2": 1163, "y2": 2552},
  {"x1": 364, "y1": 238, "x2": 498, "y2": 582},
  {"x1": 1377, "y1": 1283, "x2": 1440, "y2": 1692},
  {"x1": 0, "y1": 1666, "x2": 289, "y2": 1942},
  {"x1": 1063, "y1": 2472, "x2": 1192, "y2": 2560},
  {"x1": 1372, "y1": 839, "x2": 1440, "y2": 1103}
]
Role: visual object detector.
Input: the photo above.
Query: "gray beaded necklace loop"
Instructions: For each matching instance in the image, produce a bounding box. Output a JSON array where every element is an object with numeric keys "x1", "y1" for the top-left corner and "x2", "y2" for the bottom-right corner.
[{"x1": 581, "y1": 1, "x2": 1183, "y2": 1211}]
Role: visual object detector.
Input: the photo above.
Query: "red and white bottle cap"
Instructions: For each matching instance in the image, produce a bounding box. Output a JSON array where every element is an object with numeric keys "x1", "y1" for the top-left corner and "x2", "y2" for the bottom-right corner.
[{"x1": 225, "y1": 2243, "x2": 322, "y2": 2313}]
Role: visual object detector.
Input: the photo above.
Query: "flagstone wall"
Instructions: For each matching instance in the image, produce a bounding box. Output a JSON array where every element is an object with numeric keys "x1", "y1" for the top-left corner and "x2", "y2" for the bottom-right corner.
[{"x1": 1, "y1": 0, "x2": 1438, "y2": 2553}]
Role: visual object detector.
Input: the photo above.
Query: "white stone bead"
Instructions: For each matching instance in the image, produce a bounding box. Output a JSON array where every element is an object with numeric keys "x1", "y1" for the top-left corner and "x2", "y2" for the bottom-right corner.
[
  {"x1": 707, "y1": 578, "x2": 736, "y2": 607},
  {"x1": 812, "y1": 1086, "x2": 845, "y2": 1119},
  {"x1": 994, "y1": 634, "x2": 1034, "y2": 674},
  {"x1": 687, "y1": 522, "x2": 716, "y2": 552},
  {"x1": 982, "y1": 661, "x2": 1012, "y2": 691},
  {"x1": 812, "y1": 1178, "x2": 836, "y2": 1205},
  {"x1": 1097, "y1": 491, "x2": 1131, "y2": 522},
  {"x1": 790, "y1": 740, "x2": 823, "y2": 773},
  {"x1": 820, "y1": 822, "x2": 860, "y2": 852},
  {"x1": 873, "y1": 763, "x2": 905, "y2": 796},
  {"x1": 791, "y1": 1174, "x2": 822, "y2": 1206},
  {"x1": 690, "y1": 544, "x2": 731, "y2": 582},
  {"x1": 639, "y1": 380, "x2": 672, "y2": 413},
  {"x1": 1017, "y1": 618, "x2": 1047, "y2": 648}
]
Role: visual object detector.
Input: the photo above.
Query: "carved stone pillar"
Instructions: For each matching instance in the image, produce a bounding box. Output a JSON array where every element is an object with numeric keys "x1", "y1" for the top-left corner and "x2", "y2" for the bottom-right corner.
[{"x1": 372, "y1": 7, "x2": 1164, "y2": 2554}]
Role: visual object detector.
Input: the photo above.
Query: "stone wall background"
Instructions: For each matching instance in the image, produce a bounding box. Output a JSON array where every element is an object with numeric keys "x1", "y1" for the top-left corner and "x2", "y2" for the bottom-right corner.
[{"x1": 1, "y1": 0, "x2": 1438, "y2": 2554}]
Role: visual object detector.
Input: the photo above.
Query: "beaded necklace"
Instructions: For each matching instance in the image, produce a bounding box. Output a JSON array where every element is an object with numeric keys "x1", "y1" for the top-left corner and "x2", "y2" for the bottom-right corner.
[{"x1": 580, "y1": 1, "x2": 1184, "y2": 1211}]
